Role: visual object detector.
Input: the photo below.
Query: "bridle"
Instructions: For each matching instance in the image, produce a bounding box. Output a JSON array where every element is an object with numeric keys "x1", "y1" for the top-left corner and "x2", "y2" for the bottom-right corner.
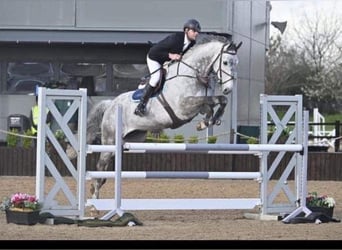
[
  {"x1": 165, "y1": 42, "x2": 239, "y2": 86},
  {"x1": 215, "y1": 42, "x2": 239, "y2": 85}
]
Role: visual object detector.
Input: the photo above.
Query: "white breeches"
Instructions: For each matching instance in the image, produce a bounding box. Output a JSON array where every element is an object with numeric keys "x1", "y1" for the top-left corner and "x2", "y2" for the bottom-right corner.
[{"x1": 146, "y1": 56, "x2": 161, "y2": 87}]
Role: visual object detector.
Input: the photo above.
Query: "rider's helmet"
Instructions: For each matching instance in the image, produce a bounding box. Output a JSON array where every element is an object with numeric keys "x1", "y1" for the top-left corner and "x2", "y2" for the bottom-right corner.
[{"x1": 183, "y1": 19, "x2": 201, "y2": 32}]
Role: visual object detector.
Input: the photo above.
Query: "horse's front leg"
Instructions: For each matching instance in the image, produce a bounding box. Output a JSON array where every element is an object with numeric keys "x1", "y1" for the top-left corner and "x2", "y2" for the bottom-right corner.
[
  {"x1": 182, "y1": 95, "x2": 227, "y2": 130},
  {"x1": 209, "y1": 95, "x2": 228, "y2": 126},
  {"x1": 195, "y1": 96, "x2": 228, "y2": 130},
  {"x1": 197, "y1": 104, "x2": 214, "y2": 131}
]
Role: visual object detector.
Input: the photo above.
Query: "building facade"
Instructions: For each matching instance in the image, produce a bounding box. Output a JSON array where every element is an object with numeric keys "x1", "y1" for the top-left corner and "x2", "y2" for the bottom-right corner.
[{"x1": 0, "y1": 0, "x2": 271, "y2": 142}]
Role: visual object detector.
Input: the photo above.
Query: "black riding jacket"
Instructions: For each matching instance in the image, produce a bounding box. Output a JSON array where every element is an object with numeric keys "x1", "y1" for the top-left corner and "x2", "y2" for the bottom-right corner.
[{"x1": 148, "y1": 32, "x2": 196, "y2": 65}]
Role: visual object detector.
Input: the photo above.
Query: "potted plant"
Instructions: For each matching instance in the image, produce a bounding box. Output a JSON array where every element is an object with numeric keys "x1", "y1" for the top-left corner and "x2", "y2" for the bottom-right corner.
[
  {"x1": 207, "y1": 135, "x2": 217, "y2": 144},
  {"x1": 306, "y1": 192, "x2": 336, "y2": 217},
  {"x1": 173, "y1": 134, "x2": 185, "y2": 143},
  {"x1": 1, "y1": 192, "x2": 42, "y2": 225}
]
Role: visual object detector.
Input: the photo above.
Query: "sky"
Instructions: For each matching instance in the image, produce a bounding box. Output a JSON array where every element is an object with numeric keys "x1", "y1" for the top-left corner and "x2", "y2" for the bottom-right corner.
[{"x1": 270, "y1": 0, "x2": 342, "y2": 36}]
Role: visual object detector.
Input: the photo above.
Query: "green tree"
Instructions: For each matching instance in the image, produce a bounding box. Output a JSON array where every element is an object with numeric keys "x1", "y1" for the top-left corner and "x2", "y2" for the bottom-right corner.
[{"x1": 266, "y1": 7, "x2": 342, "y2": 113}]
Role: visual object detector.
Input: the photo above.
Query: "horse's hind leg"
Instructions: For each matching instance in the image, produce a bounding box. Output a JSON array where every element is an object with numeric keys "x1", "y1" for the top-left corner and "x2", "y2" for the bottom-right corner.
[{"x1": 90, "y1": 151, "x2": 113, "y2": 199}]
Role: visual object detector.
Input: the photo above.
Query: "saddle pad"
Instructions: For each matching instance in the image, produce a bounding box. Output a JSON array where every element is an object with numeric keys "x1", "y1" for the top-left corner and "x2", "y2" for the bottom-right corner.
[
  {"x1": 132, "y1": 88, "x2": 161, "y2": 101},
  {"x1": 132, "y1": 89, "x2": 144, "y2": 101}
]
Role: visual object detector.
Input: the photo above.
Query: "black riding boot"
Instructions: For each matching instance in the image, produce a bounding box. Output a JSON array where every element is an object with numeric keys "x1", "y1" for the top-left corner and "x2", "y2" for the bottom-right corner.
[{"x1": 134, "y1": 84, "x2": 155, "y2": 117}]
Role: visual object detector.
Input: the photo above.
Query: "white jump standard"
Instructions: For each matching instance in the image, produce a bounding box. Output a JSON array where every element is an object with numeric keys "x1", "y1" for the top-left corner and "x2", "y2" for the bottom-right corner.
[{"x1": 35, "y1": 88, "x2": 310, "y2": 222}]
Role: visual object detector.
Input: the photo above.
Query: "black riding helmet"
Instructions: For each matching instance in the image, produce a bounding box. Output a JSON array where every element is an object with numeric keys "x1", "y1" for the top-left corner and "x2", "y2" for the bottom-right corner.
[{"x1": 183, "y1": 19, "x2": 201, "y2": 32}]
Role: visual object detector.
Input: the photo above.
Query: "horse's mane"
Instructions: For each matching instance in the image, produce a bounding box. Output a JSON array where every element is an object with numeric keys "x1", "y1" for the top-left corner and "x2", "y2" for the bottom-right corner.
[
  {"x1": 183, "y1": 34, "x2": 230, "y2": 59},
  {"x1": 195, "y1": 34, "x2": 230, "y2": 45}
]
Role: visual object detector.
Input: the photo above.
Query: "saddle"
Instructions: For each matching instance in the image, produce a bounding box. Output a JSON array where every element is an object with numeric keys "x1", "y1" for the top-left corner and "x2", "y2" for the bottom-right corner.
[{"x1": 132, "y1": 68, "x2": 166, "y2": 101}]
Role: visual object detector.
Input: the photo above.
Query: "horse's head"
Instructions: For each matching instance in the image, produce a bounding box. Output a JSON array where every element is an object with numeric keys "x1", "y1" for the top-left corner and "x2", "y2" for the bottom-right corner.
[{"x1": 212, "y1": 41, "x2": 242, "y2": 95}]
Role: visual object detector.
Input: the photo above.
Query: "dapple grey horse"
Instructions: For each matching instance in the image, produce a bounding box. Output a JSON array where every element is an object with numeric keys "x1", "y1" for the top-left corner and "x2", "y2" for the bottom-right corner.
[{"x1": 84, "y1": 36, "x2": 241, "y2": 199}]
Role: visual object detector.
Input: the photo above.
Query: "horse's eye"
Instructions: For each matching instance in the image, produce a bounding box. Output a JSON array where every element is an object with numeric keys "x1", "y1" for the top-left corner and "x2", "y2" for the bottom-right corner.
[{"x1": 223, "y1": 61, "x2": 228, "y2": 66}]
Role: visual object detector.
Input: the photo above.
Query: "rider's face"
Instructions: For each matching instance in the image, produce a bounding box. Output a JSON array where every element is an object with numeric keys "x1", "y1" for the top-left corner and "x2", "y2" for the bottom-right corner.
[{"x1": 185, "y1": 28, "x2": 199, "y2": 41}]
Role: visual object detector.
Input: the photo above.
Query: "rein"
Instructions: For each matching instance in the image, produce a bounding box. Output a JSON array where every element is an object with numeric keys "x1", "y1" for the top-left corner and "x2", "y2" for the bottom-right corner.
[
  {"x1": 165, "y1": 60, "x2": 201, "y2": 82},
  {"x1": 157, "y1": 41, "x2": 238, "y2": 129},
  {"x1": 164, "y1": 42, "x2": 237, "y2": 86}
]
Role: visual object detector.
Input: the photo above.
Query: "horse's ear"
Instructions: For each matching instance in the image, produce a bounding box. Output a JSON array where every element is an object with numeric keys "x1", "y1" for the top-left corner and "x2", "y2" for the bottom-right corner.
[{"x1": 236, "y1": 41, "x2": 242, "y2": 50}]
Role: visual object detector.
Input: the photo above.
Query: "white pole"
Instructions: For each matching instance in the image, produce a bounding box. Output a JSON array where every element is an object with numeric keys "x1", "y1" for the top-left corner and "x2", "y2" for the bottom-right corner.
[
  {"x1": 124, "y1": 142, "x2": 302, "y2": 152},
  {"x1": 86, "y1": 171, "x2": 261, "y2": 180},
  {"x1": 101, "y1": 105, "x2": 123, "y2": 220}
]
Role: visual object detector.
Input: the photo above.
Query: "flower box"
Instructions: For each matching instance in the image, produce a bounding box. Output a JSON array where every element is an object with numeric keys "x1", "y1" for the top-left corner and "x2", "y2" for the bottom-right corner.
[
  {"x1": 6, "y1": 209, "x2": 41, "y2": 225},
  {"x1": 306, "y1": 192, "x2": 335, "y2": 208}
]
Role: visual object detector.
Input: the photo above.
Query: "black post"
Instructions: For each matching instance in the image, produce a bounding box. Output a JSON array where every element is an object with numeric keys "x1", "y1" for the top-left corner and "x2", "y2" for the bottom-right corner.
[{"x1": 335, "y1": 120, "x2": 340, "y2": 152}]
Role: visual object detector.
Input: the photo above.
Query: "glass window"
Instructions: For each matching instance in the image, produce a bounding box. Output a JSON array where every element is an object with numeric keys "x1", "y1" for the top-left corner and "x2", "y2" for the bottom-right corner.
[
  {"x1": 112, "y1": 64, "x2": 148, "y2": 92},
  {"x1": 60, "y1": 63, "x2": 107, "y2": 95},
  {"x1": 6, "y1": 62, "x2": 53, "y2": 93},
  {"x1": 4, "y1": 62, "x2": 150, "y2": 95}
]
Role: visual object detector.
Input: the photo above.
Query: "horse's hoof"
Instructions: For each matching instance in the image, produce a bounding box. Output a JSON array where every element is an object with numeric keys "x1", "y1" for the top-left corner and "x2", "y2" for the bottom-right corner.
[
  {"x1": 66, "y1": 144, "x2": 77, "y2": 160},
  {"x1": 90, "y1": 207, "x2": 100, "y2": 218},
  {"x1": 196, "y1": 121, "x2": 207, "y2": 131},
  {"x1": 215, "y1": 120, "x2": 221, "y2": 126}
]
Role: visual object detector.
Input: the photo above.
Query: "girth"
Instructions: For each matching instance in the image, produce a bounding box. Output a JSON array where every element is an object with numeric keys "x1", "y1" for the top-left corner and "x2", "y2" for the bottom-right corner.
[{"x1": 157, "y1": 93, "x2": 192, "y2": 129}]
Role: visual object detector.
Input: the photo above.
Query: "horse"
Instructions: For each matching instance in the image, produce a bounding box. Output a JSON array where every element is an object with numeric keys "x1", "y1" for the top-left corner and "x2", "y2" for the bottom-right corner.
[{"x1": 85, "y1": 35, "x2": 241, "y2": 199}]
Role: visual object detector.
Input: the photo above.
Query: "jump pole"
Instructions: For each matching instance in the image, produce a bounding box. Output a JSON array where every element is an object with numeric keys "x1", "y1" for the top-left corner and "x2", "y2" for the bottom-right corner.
[
  {"x1": 87, "y1": 106, "x2": 263, "y2": 220},
  {"x1": 86, "y1": 98, "x2": 308, "y2": 221},
  {"x1": 86, "y1": 171, "x2": 261, "y2": 180}
]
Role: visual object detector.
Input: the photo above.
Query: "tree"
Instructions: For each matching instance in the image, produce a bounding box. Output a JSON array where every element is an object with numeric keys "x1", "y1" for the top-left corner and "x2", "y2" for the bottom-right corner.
[
  {"x1": 295, "y1": 10, "x2": 342, "y2": 113},
  {"x1": 266, "y1": 35, "x2": 309, "y2": 95},
  {"x1": 266, "y1": 6, "x2": 342, "y2": 113}
]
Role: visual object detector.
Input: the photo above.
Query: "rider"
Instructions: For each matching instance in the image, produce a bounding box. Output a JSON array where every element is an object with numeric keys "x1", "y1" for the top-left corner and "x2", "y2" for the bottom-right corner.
[{"x1": 134, "y1": 19, "x2": 201, "y2": 117}]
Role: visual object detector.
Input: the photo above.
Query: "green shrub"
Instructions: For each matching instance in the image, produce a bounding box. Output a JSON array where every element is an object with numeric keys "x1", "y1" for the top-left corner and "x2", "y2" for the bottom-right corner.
[
  {"x1": 145, "y1": 131, "x2": 170, "y2": 143},
  {"x1": 55, "y1": 129, "x2": 65, "y2": 141},
  {"x1": 173, "y1": 134, "x2": 184, "y2": 143},
  {"x1": 246, "y1": 137, "x2": 258, "y2": 144},
  {"x1": 6, "y1": 128, "x2": 19, "y2": 147},
  {"x1": 188, "y1": 135, "x2": 199, "y2": 144},
  {"x1": 23, "y1": 129, "x2": 35, "y2": 149},
  {"x1": 145, "y1": 131, "x2": 155, "y2": 142},
  {"x1": 207, "y1": 136, "x2": 217, "y2": 144},
  {"x1": 158, "y1": 132, "x2": 170, "y2": 143}
]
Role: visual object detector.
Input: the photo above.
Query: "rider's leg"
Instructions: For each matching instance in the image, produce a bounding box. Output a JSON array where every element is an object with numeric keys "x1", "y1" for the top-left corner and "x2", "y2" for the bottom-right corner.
[
  {"x1": 134, "y1": 57, "x2": 161, "y2": 116},
  {"x1": 134, "y1": 84, "x2": 155, "y2": 116}
]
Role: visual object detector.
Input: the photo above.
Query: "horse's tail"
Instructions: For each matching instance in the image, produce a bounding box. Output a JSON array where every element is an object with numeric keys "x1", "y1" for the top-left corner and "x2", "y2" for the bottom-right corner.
[
  {"x1": 66, "y1": 99, "x2": 112, "y2": 160},
  {"x1": 86, "y1": 99, "x2": 112, "y2": 144}
]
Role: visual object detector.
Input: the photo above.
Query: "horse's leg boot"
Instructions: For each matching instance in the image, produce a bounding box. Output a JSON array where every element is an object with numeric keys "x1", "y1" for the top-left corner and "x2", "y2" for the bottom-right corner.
[{"x1": 134, "y1": 84, "x2": 155, "y2": 116}]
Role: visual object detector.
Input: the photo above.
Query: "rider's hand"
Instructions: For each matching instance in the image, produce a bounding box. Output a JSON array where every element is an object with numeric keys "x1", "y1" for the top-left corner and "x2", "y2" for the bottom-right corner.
[{"x1": 169, "y1": 53, "x2": 182, "y2": 61}]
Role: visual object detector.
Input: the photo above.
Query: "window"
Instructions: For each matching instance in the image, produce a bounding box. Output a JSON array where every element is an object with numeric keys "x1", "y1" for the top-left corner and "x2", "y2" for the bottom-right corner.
[
  {"x1": 3, "y1": 61, "x2": 149, "y2": 95},
  {"x1": 60, "y1": 63, "x2": 107, "y2": 94},
  {"x1": 112, "y1": 64, "x2": 148, "y2": 92},
  {"x1": 7, "y1": 62, "x2": 53, "y2": 93}
]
